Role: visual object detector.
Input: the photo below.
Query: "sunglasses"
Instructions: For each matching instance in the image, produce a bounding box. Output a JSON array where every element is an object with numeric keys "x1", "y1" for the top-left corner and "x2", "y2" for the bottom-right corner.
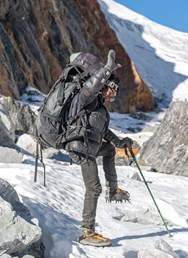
[
  {"x1": 104, "y1": 86, "x2": 117, "y2": 102},
  {"x1": 105, "y1": 80, "x2": 119, "y2": 93}
]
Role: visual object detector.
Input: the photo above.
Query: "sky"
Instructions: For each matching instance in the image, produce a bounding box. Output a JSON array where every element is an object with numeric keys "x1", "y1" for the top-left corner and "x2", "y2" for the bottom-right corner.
[{"x1": 115, "y1": 0, "x2": 188, "y2": 33}]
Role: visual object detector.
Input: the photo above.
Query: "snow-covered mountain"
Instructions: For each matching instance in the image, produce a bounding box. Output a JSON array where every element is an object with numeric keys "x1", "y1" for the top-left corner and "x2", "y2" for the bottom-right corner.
[
  {"x1": 0, "y1": 1, "x2": 188, "y2": 258},
  {"x1": 99, "y1": 0, "x2": 188, "y2": 106}
]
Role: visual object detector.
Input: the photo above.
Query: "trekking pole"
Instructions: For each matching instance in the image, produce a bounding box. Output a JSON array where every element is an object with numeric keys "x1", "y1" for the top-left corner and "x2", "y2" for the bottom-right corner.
[
  {"x1": 39, "y1": 144, "x2": 46, "y2": 187},
  {"x1": 34, "y1": 139, "x2": 39, "y2": 183},
  {"x1": 126, "y1": 147, "x2": 172, "y2": 237},
  {"x1": 34, "y1": 140, "x2": 46, "y2": 187}
]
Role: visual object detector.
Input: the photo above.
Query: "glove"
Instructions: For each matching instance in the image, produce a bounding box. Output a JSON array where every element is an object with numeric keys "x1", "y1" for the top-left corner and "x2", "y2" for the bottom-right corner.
[
  {"x1": 104, "y1": 50, "x2": 121, "y2": 72},
  {"x1": 116, "y1": 137, "x2": 133, "y2": 149}
]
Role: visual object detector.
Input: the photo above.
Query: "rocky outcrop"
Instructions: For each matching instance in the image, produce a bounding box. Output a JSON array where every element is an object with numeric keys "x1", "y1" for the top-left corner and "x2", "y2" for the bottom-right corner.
[
  {"x1": 0, "y1": 146, "x2": 23, "y2": 163},
  {"x1": 0, "y1": 178, "x2": 43, "y2": 257},
  {"x1": 0, "y1": 95, "x2": 36, "y2": 136},
  {"x1": 138, "y1": 239, "x2": 179, "y2": 258},
  {"x1": 140, "y1": 101, "x2": 188, "y2": 177},
  {"x1": 0, "y1": 0, "x2": 153, "y2": 113},
  {"x1": 0, "y1": 95, "x2": 36, "y2": 162},
  {"x1": 0, "y1": 121, "x2": 16, "y2": 149},
  {"x1": 0, "y1": 97, "x2": 24, "y2": 162}
]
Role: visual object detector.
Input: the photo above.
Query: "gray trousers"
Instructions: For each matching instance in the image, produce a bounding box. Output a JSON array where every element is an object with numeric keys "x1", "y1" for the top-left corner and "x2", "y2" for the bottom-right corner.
[{"x1": 80, "y1": 141, "x2": 117, "y2": 229}]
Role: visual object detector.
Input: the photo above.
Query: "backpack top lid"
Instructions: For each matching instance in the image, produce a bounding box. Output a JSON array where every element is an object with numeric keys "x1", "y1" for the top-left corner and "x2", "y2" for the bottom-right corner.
[
  {"x1": 70, "y1": 52, "x2": 81, "y2": 62},
  {"x1": 69, "y1": 52, "x2": 104, "y2": 77}
]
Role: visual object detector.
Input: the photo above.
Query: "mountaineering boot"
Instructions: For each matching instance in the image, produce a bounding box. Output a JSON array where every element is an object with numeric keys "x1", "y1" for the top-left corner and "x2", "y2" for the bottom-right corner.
[
  {"x1": 105, "y1": 187, "x2": 130, "y2": 203},
  {"x1": 78, "y1": 227, "x2": 111, "y2": 247}
]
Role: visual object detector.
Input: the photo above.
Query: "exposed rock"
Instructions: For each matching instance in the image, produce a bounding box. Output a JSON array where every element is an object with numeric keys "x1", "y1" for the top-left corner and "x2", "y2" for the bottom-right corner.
[
  {"x1": 0, "y1": 178, "x2": 42, "y2": 256},
  {"x1": 138, "y1": 249, "x2": 178, "y2": 258},
  {"x1": 0, "y1": 147, "x2": 23, "y2": 163},
  {"x1": 120, "y1": 207, "x2": 161, "y2": 226},
  {"x1": 155, "y1": 239, "x2": 179, "y2": 258},
  {"x1": 0, "y1": 96, "x2": 36, "y2": 136},
  {"x1": 0, "y1": 0, "x2": 10, "y2": 20},
  {"x1": 138, "y1": 239, "x2": 179, "y2": 258},
  {"x1": 12, "y1": 240, "x2": 45, "y2": 258},
  {"x1": 0, "y1": 106, "x2": 16, "y2": 142},
  {"x1": 140, "y1": 101, "x2": 188, "y2": 176},
  {"x1": 0, "y1": 100, "x2": 24, "y2": 162},
  {"x1": 0, "y1": 254, "x2": 14, "y2": 258},
  {"x1": 0, "y1": 0, "x2": 153, "y2": 113},
  {"x1": 0, "y1": 123, "x2": 16, "y2": 149},
  {"x1": 141, "y1": 125, "x2": 158, "y2": 133},
  {"x1": 16, "y1": 134, "x2": 36, "y2": 154}
]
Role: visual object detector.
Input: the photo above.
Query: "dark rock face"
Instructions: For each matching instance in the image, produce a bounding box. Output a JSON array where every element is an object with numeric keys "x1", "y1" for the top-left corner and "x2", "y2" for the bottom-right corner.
[
  {"x1": 0, "y1": 124, "x2": 16, "y2": 148},
  {"x1": 0, "y1": 96, "x2": 36, "y2": 136},
  {"x1": 0, "y1": 0, "x2": 153, "y2": 113},
  {"x1": 140, "y1": 101, "x2": 188, "y2": 177},
  {"x1": 0, "y1": 95, "x2": 36, "y2": 162}
]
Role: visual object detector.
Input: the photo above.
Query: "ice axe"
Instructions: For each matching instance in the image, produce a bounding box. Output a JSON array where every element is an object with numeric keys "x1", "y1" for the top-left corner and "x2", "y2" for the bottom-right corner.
[{"x1": 125, "y1": 147, "x2": 172, "y2": 237}]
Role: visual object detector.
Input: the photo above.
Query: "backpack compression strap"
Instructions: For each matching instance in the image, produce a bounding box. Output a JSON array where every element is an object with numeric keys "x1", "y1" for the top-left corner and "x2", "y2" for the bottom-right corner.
[{"x1": 68, "y1": 58, "x2": 101, "y2": 82}]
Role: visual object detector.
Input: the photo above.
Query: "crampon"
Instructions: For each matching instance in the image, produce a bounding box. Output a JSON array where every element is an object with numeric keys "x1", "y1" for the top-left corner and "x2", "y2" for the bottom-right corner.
[{"x1": 105, "y1": 187, "x2": 130, "y2": 203}]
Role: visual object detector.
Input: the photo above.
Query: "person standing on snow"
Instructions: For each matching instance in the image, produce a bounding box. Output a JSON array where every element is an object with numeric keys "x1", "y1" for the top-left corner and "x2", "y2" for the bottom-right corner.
[{"x1": 65, "y1": 50, "x2": 133, "y2": 247}]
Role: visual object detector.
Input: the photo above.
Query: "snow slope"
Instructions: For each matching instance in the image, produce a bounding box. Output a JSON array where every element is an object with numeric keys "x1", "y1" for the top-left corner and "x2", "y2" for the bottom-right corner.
[
  {"x1": 0, "y1": 159, "x2": 188, "y2": 258},
  {"x1": 0, "y1": 85, "x2": 188, "y2": 257},
  {"x1": 99, "y1": 0, "x2": 188, "y2": 105}
]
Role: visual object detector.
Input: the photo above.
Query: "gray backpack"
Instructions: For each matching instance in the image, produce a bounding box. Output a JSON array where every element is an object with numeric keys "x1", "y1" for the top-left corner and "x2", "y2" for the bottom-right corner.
[
  {"x1": 35, "y1": 52, "x2": 104, "y2": 185},
  {"x1": 36, "y1": 52, "x2": 104, "y2": 149}
]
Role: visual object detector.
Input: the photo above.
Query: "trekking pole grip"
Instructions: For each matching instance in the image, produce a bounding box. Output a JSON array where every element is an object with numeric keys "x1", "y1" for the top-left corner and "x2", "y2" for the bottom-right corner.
[{"x1": 128, "y1": 146, "x2": 135, "y2": 158}]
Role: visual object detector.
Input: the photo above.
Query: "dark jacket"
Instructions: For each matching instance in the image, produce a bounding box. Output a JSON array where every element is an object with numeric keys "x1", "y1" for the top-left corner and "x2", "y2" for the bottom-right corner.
[{"x1": 65, "y1": 66, "x2": 119, "y2": 161}]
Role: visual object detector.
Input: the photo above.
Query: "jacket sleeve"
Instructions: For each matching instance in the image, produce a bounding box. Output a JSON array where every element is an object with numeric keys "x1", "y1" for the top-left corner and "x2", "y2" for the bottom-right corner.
[
  {"x1": 78, "y1": 49, "x2": 121, "y2": 109},
  {"x1": 79, "y1": 67, "x2": 111, "y2": 108},
  {"x1": 83, "y1": 67, "x2": 111, "y2": 95},
  {"x1": 103, "y1": 128, "x2": 120, "y2": 146}
]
